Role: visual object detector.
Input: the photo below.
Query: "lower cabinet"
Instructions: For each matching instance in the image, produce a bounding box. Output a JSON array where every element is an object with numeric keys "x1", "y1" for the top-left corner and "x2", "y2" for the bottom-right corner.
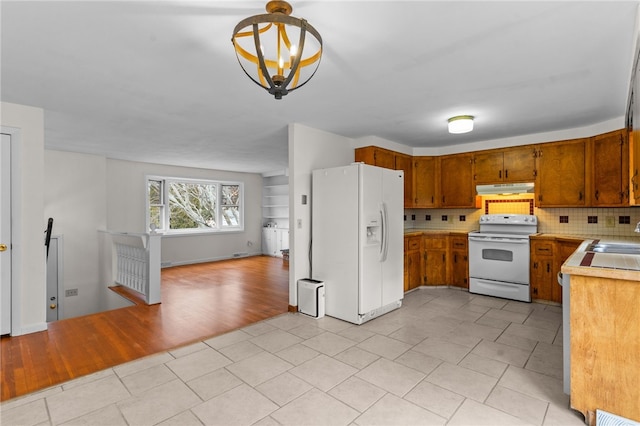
[
  {"x1": 423, "y1": 234, "x2": 448, "y2": 286},
  {"x1": 405, "y1": 233, "x2": 461, "y2": 290},
  {"x1": 450, "y1": 234, "x2": 469, "y2": 289},
  {"x1": 530, "y1": 236, "x2": 582, "y2": 303},
  {"x1": 531, "y1": 240, "x2": 555, "y2": 301},
  {"x1": 262, "y1": 228, "x2": 289, "y2": 258},
  {"x1": 405, "y1": 235, "x2": 422, "y2": 291}
]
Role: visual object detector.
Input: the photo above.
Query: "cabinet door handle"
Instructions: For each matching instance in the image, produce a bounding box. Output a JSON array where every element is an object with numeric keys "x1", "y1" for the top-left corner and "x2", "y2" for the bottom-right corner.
[
  {"x1": 498, "y1": 170, "x2": 502, "y2": 179},
  {"x1": 547, "y1": 263, "x2": 550, "y2": 273},
  {"x1": 595, "y1": 190, "x2": 599, "y2": 201},
  {"x1": 505, "y1": 170, "x2": 508, "y2": 179},
  {"x1": 579, "y1": 191, "x2": 583, "y2": 201},
  {"x1": 454, "y1": 254, "x2": 458, "y2": 263}
]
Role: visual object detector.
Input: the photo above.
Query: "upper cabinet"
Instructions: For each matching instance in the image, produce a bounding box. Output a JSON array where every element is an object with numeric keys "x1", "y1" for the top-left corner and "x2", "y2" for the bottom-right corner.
[
  {"x1": 356, "y1": 127, "x2": 629, "y2": 209},
  {"x1": 354, "y1": 146, "x2": 395, "y2": 169},
  {"x1": 474, "y1": 146, "x2": 537, "y2": 184},
  {"x1": 394, "y1": 153, "x2": 413, "y2": 208},
  {"x1": 413, "y1": 156, "x2": 438, "y2": 208},
  {"x1": 440, "y1": 153, "x2": 475, "y2": 208},
  {"x1": 535, "y1": 138, "x2": 586, "y2": 207},
  {"x1": 589, "y1": 129, "x2": 629, "y2": 206}
]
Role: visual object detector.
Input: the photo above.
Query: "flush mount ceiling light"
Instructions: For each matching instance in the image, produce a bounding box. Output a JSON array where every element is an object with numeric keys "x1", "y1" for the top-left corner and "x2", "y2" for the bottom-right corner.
[
  {"x1": 448, "y1": 115, "x2": 474, "y2": 134},
  {"x1": 232, "y1": 1, "x2": 323, "y2": 100}
]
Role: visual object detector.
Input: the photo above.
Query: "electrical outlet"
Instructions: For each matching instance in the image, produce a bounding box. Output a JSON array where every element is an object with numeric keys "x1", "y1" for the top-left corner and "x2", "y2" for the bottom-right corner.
[
  {"x1": 605, "y1": 216, "x2": 615, "y2": 228},
  {"x1": 65, "y1": 289, "x2": 78, "y2": 297}
]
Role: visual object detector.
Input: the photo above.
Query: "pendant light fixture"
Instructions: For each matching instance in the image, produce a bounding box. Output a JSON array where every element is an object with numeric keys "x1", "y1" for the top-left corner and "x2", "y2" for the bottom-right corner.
[
  {"x1": 232, "y1": 1, "x2": 323, "y2": 99},
  {"x1": 448, "y1": 115, "x2": 474, "y2": 134}
]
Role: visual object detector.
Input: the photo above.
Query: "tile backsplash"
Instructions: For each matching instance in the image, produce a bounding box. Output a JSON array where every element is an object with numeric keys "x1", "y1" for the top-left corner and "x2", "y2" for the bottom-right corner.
[{"x1": 405, "y1": 195, "x2": 640, "y2": 237}]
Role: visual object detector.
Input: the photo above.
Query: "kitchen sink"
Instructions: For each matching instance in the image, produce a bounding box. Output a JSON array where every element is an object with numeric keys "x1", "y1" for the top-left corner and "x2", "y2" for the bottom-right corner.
[{"x1": 586, "y1": 242, "x2": 640, "y2": 255}]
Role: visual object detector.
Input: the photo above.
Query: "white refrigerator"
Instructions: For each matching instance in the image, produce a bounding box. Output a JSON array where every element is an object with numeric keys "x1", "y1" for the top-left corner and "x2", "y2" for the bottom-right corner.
[{"x1": 311, "y1": 163, "x2": 404, "y2": 325}]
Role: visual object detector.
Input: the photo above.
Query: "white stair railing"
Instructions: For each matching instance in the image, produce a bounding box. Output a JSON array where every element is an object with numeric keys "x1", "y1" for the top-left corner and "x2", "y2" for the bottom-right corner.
[{"x1": 101, "y1": 231, "x2": 161, "y2": 305}]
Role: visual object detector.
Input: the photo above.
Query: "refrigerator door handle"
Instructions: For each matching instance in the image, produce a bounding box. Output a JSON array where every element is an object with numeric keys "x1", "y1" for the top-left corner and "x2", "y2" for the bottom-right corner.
[{"x1": 380, "y1": 202, "x2": 389, "y2": 262}]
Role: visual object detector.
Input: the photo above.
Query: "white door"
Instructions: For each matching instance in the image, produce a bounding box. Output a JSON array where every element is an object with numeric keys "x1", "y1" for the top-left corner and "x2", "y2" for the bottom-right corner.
[{"x1": 1, "y1": 133, "x2": 12, "y2": 335}]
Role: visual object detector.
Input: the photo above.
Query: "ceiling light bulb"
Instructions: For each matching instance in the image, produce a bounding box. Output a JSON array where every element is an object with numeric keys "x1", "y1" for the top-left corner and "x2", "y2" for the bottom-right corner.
[{"x1": 448, "y1": 115, "x2": 474, "y2": 134}]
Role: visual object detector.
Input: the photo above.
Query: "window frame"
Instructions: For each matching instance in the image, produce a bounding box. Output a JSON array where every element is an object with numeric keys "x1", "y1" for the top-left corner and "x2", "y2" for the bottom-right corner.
[{"x1": 145, "y1": 175, "x2": 244, "y2": 235}]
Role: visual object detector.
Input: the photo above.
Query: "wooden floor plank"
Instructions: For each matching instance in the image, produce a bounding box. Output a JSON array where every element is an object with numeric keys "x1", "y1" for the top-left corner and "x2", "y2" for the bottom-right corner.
[{"x1": 1, "y1": 255, "x2": 289, "y2": 401}]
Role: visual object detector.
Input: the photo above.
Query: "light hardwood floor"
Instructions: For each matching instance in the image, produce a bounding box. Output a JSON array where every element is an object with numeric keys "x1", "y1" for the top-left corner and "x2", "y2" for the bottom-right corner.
[{"x1": 0, "y1": 255, "x2": 289, "y2": 401}]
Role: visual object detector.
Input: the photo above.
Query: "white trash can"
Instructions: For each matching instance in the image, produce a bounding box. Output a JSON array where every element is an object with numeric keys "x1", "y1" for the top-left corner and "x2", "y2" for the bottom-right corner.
[{"x1": 297, "y1": 279, "x2": 325, "y2": 318}]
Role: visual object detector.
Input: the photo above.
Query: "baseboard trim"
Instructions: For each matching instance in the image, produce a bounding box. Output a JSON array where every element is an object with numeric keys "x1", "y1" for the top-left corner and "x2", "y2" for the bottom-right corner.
[
  {"x1": 288, "y1": 305, "x2": 298, "y2": 313},
  {"x1": 14, "y1": 322, "x2": 48, "y2": 336},
  {"x1": 161, "y1": 253, "x2": 264, "y2": 268}
]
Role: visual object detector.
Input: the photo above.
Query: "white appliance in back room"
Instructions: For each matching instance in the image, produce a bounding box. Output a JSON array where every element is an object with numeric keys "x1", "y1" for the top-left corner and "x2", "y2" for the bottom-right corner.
[{"x1": 311, "y1": 163, "x2": 404, "y2": 325}]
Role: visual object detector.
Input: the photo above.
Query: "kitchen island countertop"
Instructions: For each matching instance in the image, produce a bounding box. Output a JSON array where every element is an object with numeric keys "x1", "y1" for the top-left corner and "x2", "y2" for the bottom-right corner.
[{"x1": 562, "y1": 239, "x2": 640, "y2": 281}]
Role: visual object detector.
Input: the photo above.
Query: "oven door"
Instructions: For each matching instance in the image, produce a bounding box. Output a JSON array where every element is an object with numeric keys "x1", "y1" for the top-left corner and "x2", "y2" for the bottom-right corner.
[{"x1": 468, "y1": 234, "x2": 530, "y2": 285}]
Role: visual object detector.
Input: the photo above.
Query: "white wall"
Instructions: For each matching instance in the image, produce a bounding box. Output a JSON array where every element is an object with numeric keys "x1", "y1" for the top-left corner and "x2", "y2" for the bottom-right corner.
[
  {"x1": 44, "y1": 150, "x2": 109, "y2": 318},
  {"x1": 288, "y1": 123, "x2": 355, "y2": 306},
  {"x1": 106, "y1": 159, "x2": 263, "y2": 266},
  {"x1": 1, "y1": 102, "x2": 47, "y2": 335}
]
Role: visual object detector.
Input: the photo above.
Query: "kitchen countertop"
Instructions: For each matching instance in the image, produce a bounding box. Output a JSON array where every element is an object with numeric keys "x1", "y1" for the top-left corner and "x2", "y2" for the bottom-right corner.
[
  {"x1": 562, "y1": 239, "x2": 640, "y2": 281},
  {"x1": 404, "y1": 229, "x2": 471, "y2": 237}
]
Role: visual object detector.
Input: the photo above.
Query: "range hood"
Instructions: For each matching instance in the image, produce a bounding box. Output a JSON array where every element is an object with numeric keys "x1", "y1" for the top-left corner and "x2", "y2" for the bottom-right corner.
[{"x1": 476, "y1": 182, "x2": 535, "y2": 195}]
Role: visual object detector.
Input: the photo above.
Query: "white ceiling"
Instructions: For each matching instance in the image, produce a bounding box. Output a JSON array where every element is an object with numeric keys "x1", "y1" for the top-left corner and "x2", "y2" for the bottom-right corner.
[{"x1": 1, "y1": 1, "x2": 638, "y2": 174}]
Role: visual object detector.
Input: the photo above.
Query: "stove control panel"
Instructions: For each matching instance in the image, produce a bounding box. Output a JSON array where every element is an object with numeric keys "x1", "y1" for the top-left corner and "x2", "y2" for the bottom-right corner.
[{"x1": 479, "y1": 214, "x2": 538, "y2": 225}]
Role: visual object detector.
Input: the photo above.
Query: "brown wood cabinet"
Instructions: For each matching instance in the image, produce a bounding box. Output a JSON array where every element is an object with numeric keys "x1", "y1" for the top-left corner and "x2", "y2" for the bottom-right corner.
[
  {"x1": 404, "y1": 235, "x2": 422, "y2": 291},
  {"x1": 450, "y1": 234, "x2": 468, "y2": 289},
  {"x1": 590, "y1": 129, "x2": 629, "y2": 206},
  {"x1": 423, "y1": 234, "x2": 448, "y2": 285},
  {"x1": 530, "y1": 239, "x2": 555, "y2": 302},
  {"x1": 536, "y1": 138, "x2": 587, "y2": 207},
  {"x1": 632, "y1": 129, "x2": 640, "y2": 204},
  {"x1": 474, "y1": 146, "x2": 536, "y2": 184},
  {"x1": 440, "y1": 153, "x2": 475, "y2": 208},
  {"x1": 395, "y1": 153, "x2": 413, "y2": 208},
  {"x1": 413, "y1": 156, "x2": 438, "y2": 208},
  {"x1": 358, "y1": 127, "x2": 628, "y2": 209},
  {"x1": 354, "y1": 146, "x2": 395, "y2": 169},
  {"x1": 530, "y1": 236, "x2": 582, "y2": 303},
  {"x1": 570, "y1": 274, "x2": 640, "y2": 423}
]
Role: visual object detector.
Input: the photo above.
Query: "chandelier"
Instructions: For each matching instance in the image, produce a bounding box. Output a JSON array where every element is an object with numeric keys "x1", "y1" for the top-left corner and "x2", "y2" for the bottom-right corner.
[{"x1": 232, "y1": 1, "x2": 323, "y2": 99}]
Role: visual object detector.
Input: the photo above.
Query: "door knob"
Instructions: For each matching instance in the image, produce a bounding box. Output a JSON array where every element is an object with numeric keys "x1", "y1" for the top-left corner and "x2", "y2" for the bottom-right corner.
[
  {"x1": 0, "y1": 244, "x2": 7, "y2": 252},
  {"x1": 50, "y1": 304, "x2": 57, "y2": 309}
]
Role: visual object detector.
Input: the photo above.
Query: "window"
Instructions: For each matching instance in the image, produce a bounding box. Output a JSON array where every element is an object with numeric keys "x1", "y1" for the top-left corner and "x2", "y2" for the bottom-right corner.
[{"x1": 146, "y1": 177, "x2": 244, "y2": 233}]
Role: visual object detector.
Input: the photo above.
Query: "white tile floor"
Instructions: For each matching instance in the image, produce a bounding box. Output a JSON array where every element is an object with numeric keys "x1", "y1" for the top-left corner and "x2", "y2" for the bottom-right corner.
[{"x1": 0, "y1": 288, "x2": 587, "y2": 426}]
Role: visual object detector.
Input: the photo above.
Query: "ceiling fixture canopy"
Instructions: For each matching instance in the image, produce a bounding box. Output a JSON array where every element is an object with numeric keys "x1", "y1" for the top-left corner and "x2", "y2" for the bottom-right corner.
[
  {"x1": 448, "y1": 115, "x2": 474, "y2": 134},
  {"x1": 232, "y1": 1, "x2": 323, "y2": 100}
]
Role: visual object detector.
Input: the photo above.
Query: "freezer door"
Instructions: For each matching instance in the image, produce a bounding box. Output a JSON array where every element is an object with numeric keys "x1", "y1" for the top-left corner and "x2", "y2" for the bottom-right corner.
[
  {"x1": 311, "y1": 165, "x2": 360, "y2": 323},
  {"x1": 359, "y1": 165, "x2": 384, "y2": 314}
]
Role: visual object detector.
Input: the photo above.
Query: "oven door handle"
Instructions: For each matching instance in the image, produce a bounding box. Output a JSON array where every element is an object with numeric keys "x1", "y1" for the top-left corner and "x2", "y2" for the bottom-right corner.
[{"x1": 468, "y1": 236, "x2": 529, "y2": 244}]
